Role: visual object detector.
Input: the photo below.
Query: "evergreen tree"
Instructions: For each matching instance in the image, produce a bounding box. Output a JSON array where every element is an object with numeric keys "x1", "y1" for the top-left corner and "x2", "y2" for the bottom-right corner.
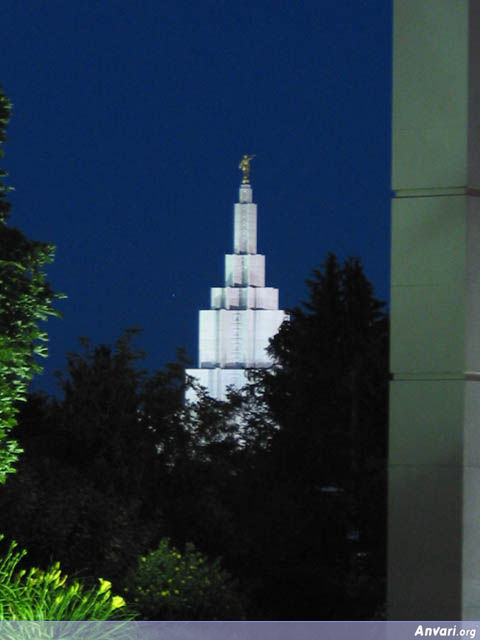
[
  {"x1": 244, "y1": 253, "x2": 389, "y2": 618},
  {"x1": 264, "y1": 253, "x2": 388, "y2": 488}
]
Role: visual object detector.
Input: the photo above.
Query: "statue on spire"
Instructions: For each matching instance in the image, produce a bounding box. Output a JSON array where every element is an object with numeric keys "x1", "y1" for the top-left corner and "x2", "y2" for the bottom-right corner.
[{"x1": 238, "y1": 154, "x2": 256, "y2": 184}]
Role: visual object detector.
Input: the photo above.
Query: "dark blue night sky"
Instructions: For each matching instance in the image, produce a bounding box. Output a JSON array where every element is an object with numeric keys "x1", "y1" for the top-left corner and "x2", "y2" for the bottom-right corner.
[{"x1": 2, "y1": 0, "x2": 392, "y2": 395}]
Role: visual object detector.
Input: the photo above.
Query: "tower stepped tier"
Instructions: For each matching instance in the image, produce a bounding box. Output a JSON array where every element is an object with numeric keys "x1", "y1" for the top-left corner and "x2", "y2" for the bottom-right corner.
[{"x1": 186, "y1": 171, "x2": 288, "y2": 401}]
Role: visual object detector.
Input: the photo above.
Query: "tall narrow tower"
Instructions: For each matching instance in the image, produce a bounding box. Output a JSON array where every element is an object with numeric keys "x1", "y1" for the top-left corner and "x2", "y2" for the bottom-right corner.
[
  {"x1": 389, "y1": 1, "x2": 480, "y2": 619},
  {"x1": 186, "y1": 156, "x2": 288, "y2": 401}
]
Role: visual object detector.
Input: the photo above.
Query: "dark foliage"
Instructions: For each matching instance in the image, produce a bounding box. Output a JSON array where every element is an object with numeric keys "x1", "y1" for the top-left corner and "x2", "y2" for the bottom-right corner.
[
  {"x1": 0, "y1": 332, "x2": 166, "y2": 582},
  {"x1": 254, "y1": 253, "x2": 389, "y2": 617},
  {"x1": 0, "y1": 254, "x2": 388, "y2": 619}
]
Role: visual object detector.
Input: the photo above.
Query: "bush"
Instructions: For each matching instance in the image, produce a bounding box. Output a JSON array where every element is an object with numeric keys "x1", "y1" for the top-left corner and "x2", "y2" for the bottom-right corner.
[
  {"x1": 124, "y1": 538, "x2": 245, "y2": 620},
  {"x1": 0, "y1": 535, "x2": 135, "y2": 621}
]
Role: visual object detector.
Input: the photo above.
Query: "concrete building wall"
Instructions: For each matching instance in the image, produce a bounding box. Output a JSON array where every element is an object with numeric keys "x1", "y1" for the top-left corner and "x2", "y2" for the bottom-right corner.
[
  {"x1": 210, "y1": 286, "x2": 279, "y2": 310},
  {"x1": 198, "y1": 308, "x2": 286, "y2": 369},
  {"x1": 389, "y1": 0, "x2": 480, "y2": 620},
  {"x1": 225, "y1": 254, "x2": 265, "y2": 287}
]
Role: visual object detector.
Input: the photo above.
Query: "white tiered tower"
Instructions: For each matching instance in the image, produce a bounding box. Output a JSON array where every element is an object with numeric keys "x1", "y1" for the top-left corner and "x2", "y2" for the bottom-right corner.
[{"x1": 186, "y1": 160, "x2": 287, "y2": 401}]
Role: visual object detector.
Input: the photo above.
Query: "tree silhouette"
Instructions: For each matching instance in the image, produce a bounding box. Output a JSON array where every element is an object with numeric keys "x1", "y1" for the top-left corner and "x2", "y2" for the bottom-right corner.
[{"x1": 243, "y1": 253, "x2": 389, "y2": 618}]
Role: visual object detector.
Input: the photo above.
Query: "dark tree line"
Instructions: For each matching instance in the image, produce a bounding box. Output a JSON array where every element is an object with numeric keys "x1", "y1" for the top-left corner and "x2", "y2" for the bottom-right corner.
[{"x1": 0, "y1": 252, "x2": 388, "y2": 619}]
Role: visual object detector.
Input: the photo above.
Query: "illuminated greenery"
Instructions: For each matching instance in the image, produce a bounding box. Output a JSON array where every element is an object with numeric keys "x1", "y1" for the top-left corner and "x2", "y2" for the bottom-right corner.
[
  {"x1": 0, "y1": 85, "x2": 62, "y2": 482},
  {"x1": 0, "y1": 534, "x2": 135, "y2": 621},
  {"x1": 124, "y1": 538, "x2": 245, "y2": 620}
]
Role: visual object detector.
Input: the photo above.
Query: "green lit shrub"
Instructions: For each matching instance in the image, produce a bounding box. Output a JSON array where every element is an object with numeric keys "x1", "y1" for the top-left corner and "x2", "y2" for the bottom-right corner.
[
  {"x1": 0, "y1": 86, "x2": 64, "y2": 483},
  {"x1": 0, "y1": 535, "x2": 135, "y2": 621},
  {"x1": 125, "y1": 538, "x2": 245, "y2": 620}
]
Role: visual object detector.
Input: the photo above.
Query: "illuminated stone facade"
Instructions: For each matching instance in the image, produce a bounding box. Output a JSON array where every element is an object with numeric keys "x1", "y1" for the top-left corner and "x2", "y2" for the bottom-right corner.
[{"x1": 186, "y1": 180, "x2": 287, "y2": 401}]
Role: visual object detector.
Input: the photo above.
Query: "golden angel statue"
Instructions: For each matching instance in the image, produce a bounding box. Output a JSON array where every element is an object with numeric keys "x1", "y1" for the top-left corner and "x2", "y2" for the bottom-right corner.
[{"x1": 238, "y1": 154, "x2": 256, "y2": 184}]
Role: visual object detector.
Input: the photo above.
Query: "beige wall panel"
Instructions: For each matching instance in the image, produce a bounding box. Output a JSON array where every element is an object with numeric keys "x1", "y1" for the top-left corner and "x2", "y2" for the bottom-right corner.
[
  {"x1": 388, "y1": 464, "x2": 463, "y2": 619},
  {"x1": 464, "y1": 198, "x2": 480, "y2": 371},
  {"x1": 393, "y1": 128, "x2": 467, "y2": 190},
  {"x1": 389, "y1": 380, "x2": 464, "y2": 466},
  {"x1": 463, "y1": 380, "x2": 480, "y2": 467},
  {"x1": 466, "y1": 197, "x2": 480, "y2": 284},
  {"x1": 390, "y1": 282, "x2": 465, "y2": 374},
  {"x1": 392, "y1": 0, "x2": 468, "y2": 190},
  {"x1": 468, "y1": 3, "x2": 480, "y2": 185},
  {"x1": 391, "y1": 196, "x2": 466, "y2": 286},
  {"x1": 465, "y1": 281, "x2": 480, "y2": 372}
]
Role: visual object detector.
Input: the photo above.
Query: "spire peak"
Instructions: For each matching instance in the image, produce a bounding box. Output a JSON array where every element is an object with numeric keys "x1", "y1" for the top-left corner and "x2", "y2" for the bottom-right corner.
[{"x1": 239, "y1": 183, "x2": 252, "y2": 204}]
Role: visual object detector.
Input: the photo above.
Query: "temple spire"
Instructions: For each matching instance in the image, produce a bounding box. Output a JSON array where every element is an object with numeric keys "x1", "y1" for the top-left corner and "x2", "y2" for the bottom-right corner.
[{"x1": 186, "y1": 158, "x2": 288, "y2": 402}]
